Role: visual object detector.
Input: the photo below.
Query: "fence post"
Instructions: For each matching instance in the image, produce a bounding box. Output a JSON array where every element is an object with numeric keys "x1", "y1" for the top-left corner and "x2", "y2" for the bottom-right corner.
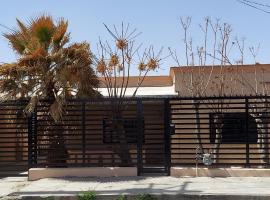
[
  {"x1": 164, "y1": 98, "x2": 171, "y2": 175},
  {"x1": 137, "y1": 99, "x2": 143, "y2": 176},
  {"x1": 28, "y1": 109, "x2": 37, "y2": 168},
  {"x1": 82, "y1": 101, "x2": 86, "y2": 166},
  {"x1": 34, "y1": 110, "x2": 37, "y2": 165},
  {"x1": 28, "y1": 113, "x2": 33, "y2": 168},
  {"x1": 245, "y1": 97, "x2": 250, "y2": 167}
]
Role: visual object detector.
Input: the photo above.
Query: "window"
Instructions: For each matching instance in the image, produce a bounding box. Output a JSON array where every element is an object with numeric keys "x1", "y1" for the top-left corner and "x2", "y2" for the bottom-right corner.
[
  {"x1": 103, "y1": 118, "x2": 144, "y2": 143},
  {"x1": 209, "y1": 112, "x2": 258, "y2": 144}
]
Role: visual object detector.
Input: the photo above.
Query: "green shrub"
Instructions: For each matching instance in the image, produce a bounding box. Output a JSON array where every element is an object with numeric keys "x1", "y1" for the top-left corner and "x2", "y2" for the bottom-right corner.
[
  {"x1": 42, "y1": 197, "x2": 55, "y2": 200},
  {"x1": 116, "y1": 195, "x2": 128, "y2": 200},
  {"x1": 134, "y1": 194, "x2": 157, "y2": 200},
  {"x1": 77, "y1": 191, "x2": 97, "y2": 200}
]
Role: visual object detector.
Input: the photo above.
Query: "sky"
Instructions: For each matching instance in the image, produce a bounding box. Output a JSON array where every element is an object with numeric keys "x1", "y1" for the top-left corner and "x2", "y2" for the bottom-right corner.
[{"x1": 1, "y1": 0, "x2": 270, "y2": 75}]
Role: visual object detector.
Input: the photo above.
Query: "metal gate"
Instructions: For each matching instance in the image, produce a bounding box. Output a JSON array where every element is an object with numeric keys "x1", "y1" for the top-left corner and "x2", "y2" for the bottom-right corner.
[
  {"x1": 0, "y1": 98, "x2": 173, "y2": 177},
  {"x1": 27, "y1": 99, "x2": 171, "y2": 176},
  {"x1": 137, "y1": 99, "x2": 171, "y2": 175}
]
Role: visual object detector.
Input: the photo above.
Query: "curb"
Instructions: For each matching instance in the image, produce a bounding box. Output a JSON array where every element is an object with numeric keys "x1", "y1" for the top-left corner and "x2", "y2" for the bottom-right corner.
[{"x1": 3, "y1": 194, "x2": 270, "y2": 200}]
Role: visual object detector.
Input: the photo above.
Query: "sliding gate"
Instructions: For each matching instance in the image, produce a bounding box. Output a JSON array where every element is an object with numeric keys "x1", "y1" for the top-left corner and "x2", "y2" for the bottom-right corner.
[
  {"x1": 0, "y1": 98, "x2": 172, "y2": 177},
  {"x1": 24, "y1": 99, "x2": 171, "y2": 176}
]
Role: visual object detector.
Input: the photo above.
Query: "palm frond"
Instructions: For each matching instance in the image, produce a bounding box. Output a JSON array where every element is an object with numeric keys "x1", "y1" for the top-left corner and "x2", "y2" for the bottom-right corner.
[
  {"x1": 3, "y1": 32, "x2": 27, "y2": 54},
  {"x1": 18, "y1": 48, "x2": 47, "y2": 67},
  {"x1": 52, "y1": 19, "x2": 68, "y2": 48},
  {"x1": 16, "y1": 18, "x2": 29, "y2": 37},
  {"x1": 30, "y1": 15, "x2": 54, "y2": 45},
  {"x1": 2, "y1": 15, "x2": 101, "y2": 122}
]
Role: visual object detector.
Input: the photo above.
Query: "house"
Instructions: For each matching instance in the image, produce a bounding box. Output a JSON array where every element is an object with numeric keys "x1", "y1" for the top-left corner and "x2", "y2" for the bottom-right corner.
[
  {"x1": 171, "y1": 63, "x2": 270, "y2": 96},
  {"x1": 97, "y1": 63, "x2": 270, "y2": 97},
  {"x1": 1, "y1": 64, "x2": 270, "y2": 179},
  {"x1": 97, "y1": 75, "x2": 177, "y2": 97}
]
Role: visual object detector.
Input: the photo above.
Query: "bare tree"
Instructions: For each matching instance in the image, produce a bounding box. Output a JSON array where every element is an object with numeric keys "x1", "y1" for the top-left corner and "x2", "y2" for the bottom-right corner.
[
  {"x1": 171, "y1": 17, "x2": 269, "y2": 164},
  {"x1": 94, "y1": 23, "x2": 163, "y2": 165}
]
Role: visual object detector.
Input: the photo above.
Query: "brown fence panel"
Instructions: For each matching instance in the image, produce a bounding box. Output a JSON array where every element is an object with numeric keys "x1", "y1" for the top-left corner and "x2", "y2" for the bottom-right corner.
[
  {"x1": 170, "y1": 96, "x2": 270, "y2": 168},
  {"x1": 0, "y1": 100, "x2": 29, "y2": 177}
]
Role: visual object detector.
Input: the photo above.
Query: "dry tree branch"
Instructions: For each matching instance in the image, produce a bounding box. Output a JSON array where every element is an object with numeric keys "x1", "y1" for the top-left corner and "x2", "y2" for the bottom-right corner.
[
  {"x1": 235, "y1": 37, "x2": 246, "y2": 65},
  {"x1": 249, "y1": 44, "x2": 261, "y2": 94},
  {"x1": 180, "y1": 17, "x2": 192, "y2": 66}
]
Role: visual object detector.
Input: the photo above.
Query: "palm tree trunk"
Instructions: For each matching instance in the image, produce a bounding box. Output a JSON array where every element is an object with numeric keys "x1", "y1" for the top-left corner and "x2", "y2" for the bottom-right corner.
[{"x1": 46, "y1": 120, "x2": 68, "y2": 167}]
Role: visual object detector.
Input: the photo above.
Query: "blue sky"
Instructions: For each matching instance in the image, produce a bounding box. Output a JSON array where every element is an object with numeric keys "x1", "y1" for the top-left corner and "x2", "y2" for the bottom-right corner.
[{"x1": 1, "y1": 0, "x2": 270, "y2": 75}]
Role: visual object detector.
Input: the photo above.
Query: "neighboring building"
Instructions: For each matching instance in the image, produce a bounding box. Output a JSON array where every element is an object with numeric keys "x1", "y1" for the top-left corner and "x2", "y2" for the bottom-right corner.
[
  {"x1": 171, "y1": 63, "x2": 270, "y2": 96},
  {"x1": 97, "y1": 63, "x2": 270, "y2": 97},
  {"x1": 97, "y1": 76, "x2": 177, "y2": 97}
]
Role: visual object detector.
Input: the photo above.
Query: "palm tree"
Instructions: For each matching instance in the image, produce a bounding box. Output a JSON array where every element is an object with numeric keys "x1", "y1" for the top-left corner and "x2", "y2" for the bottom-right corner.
[{"x1": 0, "y1": 15, "x2": 100, "y2": 166}]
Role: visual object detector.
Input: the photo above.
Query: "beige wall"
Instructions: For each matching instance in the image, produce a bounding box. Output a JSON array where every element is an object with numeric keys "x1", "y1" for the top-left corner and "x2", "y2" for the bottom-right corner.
[
  {"x1": 171, "y1": 167, "x2": 270, "y2": 177},
  {"x1": 29, "y1": 167, "x2": 137, "y2": 180},
  {"x1": 172, "y1": 64, "x2": 270, "y2": 96}
]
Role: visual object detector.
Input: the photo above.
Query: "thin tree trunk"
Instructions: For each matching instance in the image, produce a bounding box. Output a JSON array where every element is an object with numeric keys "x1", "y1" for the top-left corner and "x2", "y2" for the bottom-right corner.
[
  {"x1": 116, "y1": 121, "x2": 132, "y2": 166},
  {"x1": 250, "y1": 107, "x2": 269, "y2": 166},
  {"x1": 193, "y1": 100, "x2": 204, "y2": 153},
  {"x1": 213, "y1": 114, "x2": 223, "y2": 164},
  {"x1": 255, "y1": 115, "x2": 269, "y2": 165},
  {"x1": 111, "y1": 102, "x2": 132, "y2": 166}
]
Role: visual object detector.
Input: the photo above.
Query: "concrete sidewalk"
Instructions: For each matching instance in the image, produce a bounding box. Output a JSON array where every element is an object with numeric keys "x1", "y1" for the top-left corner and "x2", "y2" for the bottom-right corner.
[{"x1": 1, "y1": 176, "x2": 270, "y2": 199}]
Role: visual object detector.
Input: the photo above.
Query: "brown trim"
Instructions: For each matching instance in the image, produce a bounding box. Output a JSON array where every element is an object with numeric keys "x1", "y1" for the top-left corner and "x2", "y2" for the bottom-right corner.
[
  {"x1": 170, "y1": 63, "x2": 270, "y2": 74},
  {"x1": 98, "y1": 76, "x2": 173, "y2": 87}
]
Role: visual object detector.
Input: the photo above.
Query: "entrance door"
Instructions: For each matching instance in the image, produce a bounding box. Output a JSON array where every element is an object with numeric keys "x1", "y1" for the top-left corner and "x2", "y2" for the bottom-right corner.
[{"x1": 137, "y1": 99, "x2": 170, "y2": 176}]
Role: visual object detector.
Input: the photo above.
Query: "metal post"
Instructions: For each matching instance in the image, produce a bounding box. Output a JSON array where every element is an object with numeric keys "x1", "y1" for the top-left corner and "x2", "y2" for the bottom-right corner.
[
  {"x1": 28, "y1": 109, "x2": 37, "y2": 168},
  {"x1": 33, "y1": 109, "x2": 37, "y2": 165},
  {"x1": 164, "y1": 98, "x2": 171, "y2": 175},
  {"x1": 136, "y1": 99, "x2": 143, "y2": 176},
  {"x1": 245, "y1": 97, "x2": 250, "y2": 167},
  {"x1": 28, "y1": 113, "x2": 33, "y2": 168},
  {"x1": 82, "y1": 101, "x2": 86, "y2": 166}
]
